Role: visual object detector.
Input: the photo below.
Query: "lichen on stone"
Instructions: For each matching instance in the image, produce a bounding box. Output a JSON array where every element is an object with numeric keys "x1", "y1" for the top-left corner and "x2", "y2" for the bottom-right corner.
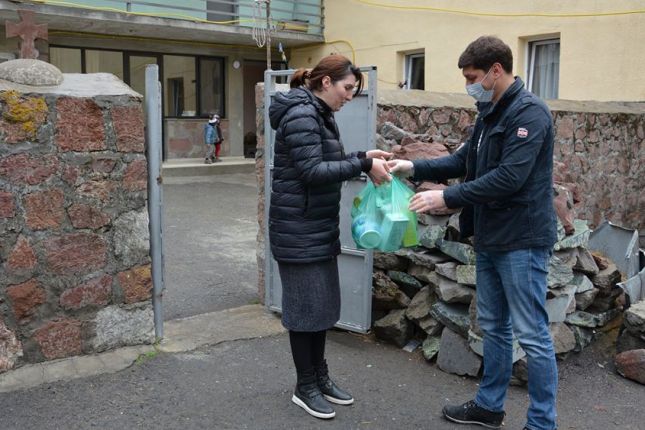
[{"x1": 0, "y1": 90, "x2": 48, "y2": 138}]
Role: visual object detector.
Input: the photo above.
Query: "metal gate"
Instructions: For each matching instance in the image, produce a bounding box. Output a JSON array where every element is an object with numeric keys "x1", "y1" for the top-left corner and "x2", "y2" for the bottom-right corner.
[
  {"x1": 263, "y1": 67, "x2": 378, "y2": 333},
  {"x1": 145, "y1": 64, "x2": 164, "y2": 339}
]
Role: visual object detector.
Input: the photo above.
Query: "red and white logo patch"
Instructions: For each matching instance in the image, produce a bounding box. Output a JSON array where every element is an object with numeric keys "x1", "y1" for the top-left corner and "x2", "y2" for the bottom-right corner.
[{"x1": 517, "y1": 127, "x2": 529, "y2": 138}]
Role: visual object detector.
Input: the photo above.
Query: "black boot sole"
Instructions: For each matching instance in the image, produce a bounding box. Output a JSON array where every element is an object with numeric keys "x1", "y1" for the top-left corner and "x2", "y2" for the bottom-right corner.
[
  {"x1": 323, "y1": 394, "x2": 354, "y2": 405},
  {"x1": 291, "y1": 395, "x2": 336, "y2": 419},
  {"x1": 443, "y1": 413, "x2": 503, "y2": 429}
]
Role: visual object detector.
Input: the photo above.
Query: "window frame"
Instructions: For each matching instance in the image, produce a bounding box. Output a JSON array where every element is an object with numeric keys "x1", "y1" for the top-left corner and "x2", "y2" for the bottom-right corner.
[
  {"x1": 526, "y1": 38, "x2": 560, "y2": 99},
  {"x1": 404, "y1": 52, "x2": 425, "y2": 90},
  {"x1": 50, "y1": 45, "x2": 226, "y2": 119}
]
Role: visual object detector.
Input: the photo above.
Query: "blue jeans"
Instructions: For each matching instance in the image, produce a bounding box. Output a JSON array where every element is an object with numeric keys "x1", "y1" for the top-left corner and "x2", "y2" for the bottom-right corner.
[{"x1": 474, "y1": 247, "x2": 558, "y2": 430}]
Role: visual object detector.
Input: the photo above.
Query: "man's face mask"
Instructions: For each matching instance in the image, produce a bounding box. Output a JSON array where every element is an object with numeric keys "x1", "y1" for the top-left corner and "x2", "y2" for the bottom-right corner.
[{"x1": 466, "y1": 68, "x2": 496, "y2": 102}]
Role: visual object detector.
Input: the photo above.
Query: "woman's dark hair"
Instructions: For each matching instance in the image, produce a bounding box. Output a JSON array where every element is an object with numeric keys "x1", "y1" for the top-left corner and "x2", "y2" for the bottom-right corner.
[
  {"x1": 458, "y1": 36, "x2": 513, "y2": 73},
  {"x1": 290, "y1": 54, "x2": 363, "y2": 96}
]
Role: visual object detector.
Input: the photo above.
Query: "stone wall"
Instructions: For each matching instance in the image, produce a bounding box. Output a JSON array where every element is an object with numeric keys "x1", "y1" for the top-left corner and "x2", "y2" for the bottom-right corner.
[
  {"x1": 254, "y1": 82, "x2": 292, "y2": 304},
  {"x1": 254, "y1": 84, "x2": 268, "y2": 303},
  {"x1": 255, "y1": 86, "x2": 645, "y2": 302},
  {"x1": 0, "y1": 73, "x2": 154, "y2": 372},
  {"x1": 375, "y1": 90, "x2": 645, "y2": 233}
]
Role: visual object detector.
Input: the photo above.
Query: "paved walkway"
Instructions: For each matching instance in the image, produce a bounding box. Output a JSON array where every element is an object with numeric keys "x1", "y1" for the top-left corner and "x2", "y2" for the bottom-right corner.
[
  {"x1": 0, "y1": 308, "x2": 642, "y2": 429},
  {"x1": 162, "y1": 173, "x2": 260, "y2": 320},
  {"x1": 1, "y1": 173, "x2": 643, "y2": 429}
]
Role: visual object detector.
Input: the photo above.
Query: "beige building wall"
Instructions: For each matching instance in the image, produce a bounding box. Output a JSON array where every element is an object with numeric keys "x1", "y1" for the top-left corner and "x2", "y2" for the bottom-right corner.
[{"x1": 290, "y1": 0, "x2": 645, "y2": 102}]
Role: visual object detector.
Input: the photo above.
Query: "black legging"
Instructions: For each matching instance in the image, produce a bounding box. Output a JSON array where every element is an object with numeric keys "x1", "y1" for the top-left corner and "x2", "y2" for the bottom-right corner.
[{"x1": 289, "y1": 330, "x2": 327, "y2": 374}]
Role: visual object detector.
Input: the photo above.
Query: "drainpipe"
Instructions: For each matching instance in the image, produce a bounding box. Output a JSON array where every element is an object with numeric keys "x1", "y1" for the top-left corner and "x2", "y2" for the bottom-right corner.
[{"x1": 145, "y1": 64, "x2": 164, "y2": 339}]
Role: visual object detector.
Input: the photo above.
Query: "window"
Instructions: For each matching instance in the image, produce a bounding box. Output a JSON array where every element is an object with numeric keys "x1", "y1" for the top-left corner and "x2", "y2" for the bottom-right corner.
[
  {"x1": 405, "y1": 53, "x2": 425, "y2": 90},
  {"x1": 527, "y1": 39, "x2": 560, "y2": 99},
  {"x1": 50, "y1": 46, "x2": 226, "y2": 118},
  {"x1": 127, "y1": 54, "x2": 160, "y2": 98},
  {"x1": 86, "y1": 50, "x2": 123, "y2": 80},
  {"x1": 164, "y1": 55, "x2": 196, "y2": 117},
  {"x1": 199, "y1": 58, "x2": 225, "y2": 117},
  {"x1": 206, "y1": 0, "x2": 237, "y2": 22},
  {"x1": 168, "y1": 78, "x2": 185, "y2": 116},
  {"x1": 50, "y1": 47, "x2": 82, "y2": 73}
]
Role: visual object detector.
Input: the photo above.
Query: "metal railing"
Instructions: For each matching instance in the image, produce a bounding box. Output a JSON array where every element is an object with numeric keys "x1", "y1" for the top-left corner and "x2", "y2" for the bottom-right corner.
[{"x1": 36, "y1": 0, "x2": 324, "y2": 36}]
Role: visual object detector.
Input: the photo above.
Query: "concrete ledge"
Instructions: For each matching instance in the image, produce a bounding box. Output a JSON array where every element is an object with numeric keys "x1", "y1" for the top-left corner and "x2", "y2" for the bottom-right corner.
[
  {"x1": 159, "y1": 304, "x2": 285, "y2": 353},
  {"x1": 379, "y1": 89, "x2": 645, "y2": 114},
  {"x1": 162, "y1": 157, "x2": 256, "y2": 177},
  {"x1": 0, "y1": 73, "x2": 141, "y2": 97},
  {"x1": 379, "y1": 89, "x2": 475, "y2": 109},
  {"x1": 0, "y1": 344, "x2": 154, "y2": 393},
  {"x1": 0, "y1": 305, "x2": 284, "y2": 393},
  {"x1": 0, "y1": 4, "x2": 323, "y2": 47}
]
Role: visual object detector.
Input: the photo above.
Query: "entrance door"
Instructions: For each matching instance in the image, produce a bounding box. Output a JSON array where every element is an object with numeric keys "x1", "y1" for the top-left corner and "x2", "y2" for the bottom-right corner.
[
  {"x1": 243, "y1": 61, "x2": 285, "y2": 158},
  {"x1": 263, "y1": 68, "x2": 378, "y2": 333},
  {"x1": 242, "y1": 61, "x2": 265, "y2": 158}
]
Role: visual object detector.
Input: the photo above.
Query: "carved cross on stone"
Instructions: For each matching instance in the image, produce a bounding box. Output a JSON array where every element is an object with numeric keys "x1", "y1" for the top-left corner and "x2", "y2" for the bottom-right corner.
[{"x1": 6, "y1": 10, "x2": 48, "y2": 59}]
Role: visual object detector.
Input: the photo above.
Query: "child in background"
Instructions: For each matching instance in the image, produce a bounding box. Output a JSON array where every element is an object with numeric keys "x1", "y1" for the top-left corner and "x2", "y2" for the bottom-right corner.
[{"x1": 204, "y1": 114, "x2": 223, "y2": 164}]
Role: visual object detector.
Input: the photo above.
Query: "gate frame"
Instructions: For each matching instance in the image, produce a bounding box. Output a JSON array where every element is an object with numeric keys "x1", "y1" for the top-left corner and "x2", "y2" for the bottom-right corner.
[{"x1": 145, "y1": 64, "x2": 165, "y2": 339}]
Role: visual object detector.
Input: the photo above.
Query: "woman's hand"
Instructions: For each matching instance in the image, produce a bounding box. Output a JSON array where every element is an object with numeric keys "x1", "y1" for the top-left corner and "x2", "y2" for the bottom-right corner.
[
  {"x1": 368, "y1": 158, "x2": 391, "y2": 185},
  {"x1": 387, "y1": 159, "x2": 414, "y2": 177},
  {"x1": 366, "y1": 150, "x2": 392, "y2": 160}
]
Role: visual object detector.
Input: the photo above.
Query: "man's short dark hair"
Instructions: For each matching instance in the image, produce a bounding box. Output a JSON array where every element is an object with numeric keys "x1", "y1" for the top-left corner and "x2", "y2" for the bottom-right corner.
[{"x1": 458, "y1": 36, "x2": 513, "y2": 73}]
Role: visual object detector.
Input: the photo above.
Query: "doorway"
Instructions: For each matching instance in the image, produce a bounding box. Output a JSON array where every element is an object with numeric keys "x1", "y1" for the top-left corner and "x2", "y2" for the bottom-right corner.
[
  {"x1": 242, "y1": 61, "x2": 265, "y2": 158},
  {"x1": 242, "y1": 61, "x2": 285, "y2": 158}
]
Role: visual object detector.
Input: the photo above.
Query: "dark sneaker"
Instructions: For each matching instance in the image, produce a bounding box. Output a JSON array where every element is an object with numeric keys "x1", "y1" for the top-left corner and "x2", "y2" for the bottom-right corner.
[
  {"x1": 315, "y1": 360, "x2": 354, "y2": 405},
  {"x1": 442, "y1": 400, "x2": 505, "y2": 429},
  {"x1": 292, "y1": 374, "x2": 335, "y2": 419}
]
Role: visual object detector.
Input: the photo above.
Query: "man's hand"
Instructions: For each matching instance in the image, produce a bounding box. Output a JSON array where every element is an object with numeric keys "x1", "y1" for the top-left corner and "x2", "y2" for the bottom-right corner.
[
  {"x1": 409, "y1": 190, "x2": 447, "y2": 213},
  {"x1": 387, "y1": 159, "x2": 414, "y2": 177},
  {"x1": 366, "y1": 150, "x2": 392, "y2": 160},
  {"x1": 369, "y1": 158, "x2": 391, "y2": 185}
]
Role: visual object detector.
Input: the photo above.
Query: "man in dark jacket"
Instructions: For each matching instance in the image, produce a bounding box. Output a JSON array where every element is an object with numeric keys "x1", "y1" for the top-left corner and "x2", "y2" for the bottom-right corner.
[{"x1": 390, "y1": 36, "x2": 558, "y2": 430}]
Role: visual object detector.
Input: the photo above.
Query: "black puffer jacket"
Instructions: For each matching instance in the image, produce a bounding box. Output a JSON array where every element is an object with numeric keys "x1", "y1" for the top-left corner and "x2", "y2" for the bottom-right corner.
[{"x1": 268, "y1": 87, "x2": 368, "y2": 263}]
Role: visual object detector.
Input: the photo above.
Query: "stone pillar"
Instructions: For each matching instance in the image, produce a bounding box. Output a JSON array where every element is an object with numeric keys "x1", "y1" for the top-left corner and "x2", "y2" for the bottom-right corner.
[
  {"x1": 255, "y1": 83, "x2": 266, "y2": 303},
  {"x1": 0, "y1": 63, "x2": 154, "y2": 371}
]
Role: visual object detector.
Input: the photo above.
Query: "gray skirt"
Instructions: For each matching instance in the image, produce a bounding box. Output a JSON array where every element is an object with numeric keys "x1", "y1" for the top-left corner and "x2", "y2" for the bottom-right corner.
[{"x1": 277, "y1": 258, "x2": 340, "y2": 332}]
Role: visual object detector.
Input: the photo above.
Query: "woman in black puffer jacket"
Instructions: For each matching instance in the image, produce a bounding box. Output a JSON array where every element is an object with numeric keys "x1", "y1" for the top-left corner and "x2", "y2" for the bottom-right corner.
[{"x1": 269, "y1": 55, "x2": 391, "y2": 420}]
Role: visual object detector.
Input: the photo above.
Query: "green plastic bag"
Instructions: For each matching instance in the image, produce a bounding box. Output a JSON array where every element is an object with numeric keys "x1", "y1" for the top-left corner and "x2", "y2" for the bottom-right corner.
[
  {"x1": 351, "y1": 181, "x2": 382, "y2": 249},
  {"x1": 351, "y1": 177, "x2": 419, "y2": 251}
]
